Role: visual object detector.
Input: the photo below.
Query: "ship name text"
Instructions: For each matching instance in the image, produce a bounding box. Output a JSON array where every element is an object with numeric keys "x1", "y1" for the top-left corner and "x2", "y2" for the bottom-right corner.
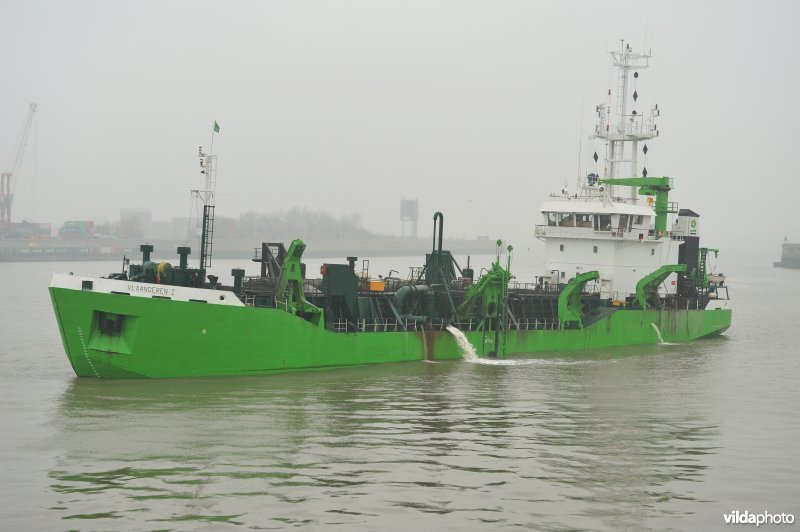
[{"x1": 126, "y1": 283, "x2": 176, "y2": 296}]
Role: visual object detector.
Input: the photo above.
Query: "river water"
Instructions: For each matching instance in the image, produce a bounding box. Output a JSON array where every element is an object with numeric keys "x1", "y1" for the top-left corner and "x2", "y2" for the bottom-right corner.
[{"x1": 1, "y1": 251, "x2": 798, "y2": 531}]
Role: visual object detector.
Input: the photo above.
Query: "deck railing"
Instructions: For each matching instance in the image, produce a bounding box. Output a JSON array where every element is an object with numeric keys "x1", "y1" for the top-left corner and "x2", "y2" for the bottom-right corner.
[{"x1": 535, "y1": 225, "x2": 660, "y2": 241}]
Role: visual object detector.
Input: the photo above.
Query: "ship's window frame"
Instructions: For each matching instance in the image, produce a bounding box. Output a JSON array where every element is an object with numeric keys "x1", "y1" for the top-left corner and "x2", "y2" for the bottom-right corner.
[
  {"x1": 576, "y1": 213, "x2": 593, "y2": 227},
  {"x1": 557, "y1": 213, "x2": 574, "y2": 227},
  {"x1": 593, "y1": 245, "x2": 598, "y2": 253},
  {"x1": 597, "y1": 214, "x2": 612, "y2": 231},
  {"x1": 546, "y1": 212, "x2": 557, "y2": 226},
  {"x1": 634, "y1": 215, "x2": 644, "y2": 225},
  {"x1": 560, "y1": 244, "x2": 565, "y2": 252},
  {"x1": 618, "y1": 214, "x2": 630, "y2": 234}
]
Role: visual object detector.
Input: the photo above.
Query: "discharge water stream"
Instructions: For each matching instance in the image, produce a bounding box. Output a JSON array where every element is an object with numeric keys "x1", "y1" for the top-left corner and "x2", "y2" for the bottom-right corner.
[
  {"x1": 445, "y1": 325, "x2": 478, "y2": 360},
  {"x1": 445, "y1": 325, "x2": 542, "y2": 366},
  {"x1": 651, "y1": 322, "x2": 665, "y2": 343}
]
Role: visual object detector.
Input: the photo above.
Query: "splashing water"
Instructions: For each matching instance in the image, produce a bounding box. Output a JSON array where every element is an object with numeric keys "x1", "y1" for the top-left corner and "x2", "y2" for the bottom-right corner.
[
  {"x1": 650, "y1": 322, "x2": 665, "y2": 343},
  {"x1": 445, "y1": 325, "x2": 478, "y2": 360},
  {"x1": 445, "y1": 326, "x2": 601, "y2": 366}
]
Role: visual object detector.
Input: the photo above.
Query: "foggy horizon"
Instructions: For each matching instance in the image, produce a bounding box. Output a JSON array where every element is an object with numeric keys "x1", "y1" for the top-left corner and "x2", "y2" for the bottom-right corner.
[{"x1": 2, "y1": 0, "x2": 798, "y2": 256}]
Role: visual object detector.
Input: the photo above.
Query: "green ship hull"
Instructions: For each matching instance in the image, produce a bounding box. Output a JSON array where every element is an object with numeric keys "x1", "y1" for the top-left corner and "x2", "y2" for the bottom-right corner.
[
  {"x1": 47, "y1": 43, "x2": 735, "y2": 379},
  {"x1": 50, "y1": 285, "x2": 731, "y2": 379}
]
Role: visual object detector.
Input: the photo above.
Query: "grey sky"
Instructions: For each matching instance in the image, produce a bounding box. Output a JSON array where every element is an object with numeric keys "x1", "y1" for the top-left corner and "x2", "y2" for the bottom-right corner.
[{"x1": 2, "y1": 0, "x2": 798, "y2": 253}]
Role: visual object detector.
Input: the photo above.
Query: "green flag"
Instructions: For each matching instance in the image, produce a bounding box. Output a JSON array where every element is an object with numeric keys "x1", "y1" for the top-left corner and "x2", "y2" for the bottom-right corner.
[{"x1": 213, "y1": 121, "x2": 220, "y2": 133}]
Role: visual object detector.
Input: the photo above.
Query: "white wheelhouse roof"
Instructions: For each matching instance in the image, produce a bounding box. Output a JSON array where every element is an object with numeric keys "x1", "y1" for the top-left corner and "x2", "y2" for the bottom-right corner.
[{"x1": 538, "y1": 200, "x2": 655, "y2": 216}]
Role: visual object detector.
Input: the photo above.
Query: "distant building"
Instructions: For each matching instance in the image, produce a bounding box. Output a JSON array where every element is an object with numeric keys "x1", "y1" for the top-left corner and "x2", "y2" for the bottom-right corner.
[{"x1": 400, "y1": 198, "x2": 418, "y2": 238}]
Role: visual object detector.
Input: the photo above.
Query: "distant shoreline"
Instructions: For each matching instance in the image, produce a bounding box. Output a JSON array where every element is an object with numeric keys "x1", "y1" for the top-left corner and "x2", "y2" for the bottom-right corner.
[{"x1": 0, "y1": 236, "x2": 498, "y2": 262}]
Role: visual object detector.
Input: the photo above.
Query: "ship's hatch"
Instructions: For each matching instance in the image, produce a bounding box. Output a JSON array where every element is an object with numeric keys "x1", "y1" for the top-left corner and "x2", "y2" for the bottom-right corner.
[
  {"x1": 98, "y1": 311, "x2": 124, "y2": 334},
  {"x1": 89, "y1": 311, "x2": 138, "y2": 355}
]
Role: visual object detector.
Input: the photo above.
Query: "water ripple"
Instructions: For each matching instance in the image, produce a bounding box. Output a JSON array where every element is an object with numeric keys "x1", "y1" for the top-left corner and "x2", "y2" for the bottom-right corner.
[{"x1": 38, "y1": 355, "x2": 736, "y2": 530}]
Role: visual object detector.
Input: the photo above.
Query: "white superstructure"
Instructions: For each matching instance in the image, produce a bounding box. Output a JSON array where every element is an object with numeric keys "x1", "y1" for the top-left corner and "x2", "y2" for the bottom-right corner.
[
  {"x1": 536, "y1": 41, "x2": 683, "y2": 302},
  {"x1": 50, "y1": 273, "x2": 244, "y2": 306},
  {"x1": 535, "y1": 197, "x2": 681, "y2": 301}
]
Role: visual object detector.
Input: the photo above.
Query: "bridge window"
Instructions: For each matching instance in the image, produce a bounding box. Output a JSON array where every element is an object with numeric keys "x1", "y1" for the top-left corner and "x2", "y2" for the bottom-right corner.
[
  {"x1": 546, "y1": 212, "x2": 557, "y2": 226},
  {"x1": 597, "y1": 214, "x2": 612, "y2": 231},
  {"x1": 576, "y1": 213, "x2": 593, "y2": 227},
  {"x1": 558, "y1": 213, "x2": 574, "y2": 227},
  {"x1": 618, "y1": 214, "x2": 629, "y2": 234}
]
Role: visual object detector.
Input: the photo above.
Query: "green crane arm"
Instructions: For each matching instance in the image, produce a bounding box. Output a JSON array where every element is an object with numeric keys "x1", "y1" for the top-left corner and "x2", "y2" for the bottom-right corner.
[
  {"x1": 457, "y1": 262, "x2": 510, "y2": 321},
  {"x1": 557, "y1": 271, "x2": 600, "y2": 328},
  {"x1": 600, "y1": 176, "x2": 676, "y2": 233},
  {"x1": 635, "y1": 264, "x2": 687, "y2": 309},
  {"x1": 599, "y1": 176, "x2": 671, "y2": 191},
  {"x1": 276, "y1": 239, "x2": 324, "y2": 327}
]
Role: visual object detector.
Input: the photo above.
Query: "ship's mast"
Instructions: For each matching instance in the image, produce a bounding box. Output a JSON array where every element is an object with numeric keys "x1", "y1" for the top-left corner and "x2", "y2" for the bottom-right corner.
[
  {"x1": 593, "y1": 41, "x2": 660, "y2": 202},
  {"x1": 193, "y1": 146, "x2": 217, "y2": 273}
]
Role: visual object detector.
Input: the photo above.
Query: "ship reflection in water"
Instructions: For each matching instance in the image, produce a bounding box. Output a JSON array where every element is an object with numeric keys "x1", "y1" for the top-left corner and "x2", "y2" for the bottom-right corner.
[{"x1": 49, "y1": 345, "x2": 723, "y2": 530}]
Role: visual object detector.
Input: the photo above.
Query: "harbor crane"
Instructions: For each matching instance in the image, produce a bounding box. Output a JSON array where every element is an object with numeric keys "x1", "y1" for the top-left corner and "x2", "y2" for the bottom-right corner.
[{"x1": 1, "y1": 103, "x2": 38, "y2": 228}]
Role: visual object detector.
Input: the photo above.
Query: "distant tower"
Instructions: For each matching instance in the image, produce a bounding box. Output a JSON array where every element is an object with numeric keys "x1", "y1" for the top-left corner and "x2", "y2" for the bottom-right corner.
[
  {"x1": 1, "y1": 103, "x2": 37, "y2": 228},
  {"x1": 400, "y1": 198, "x2": 418, "y2": 238}
]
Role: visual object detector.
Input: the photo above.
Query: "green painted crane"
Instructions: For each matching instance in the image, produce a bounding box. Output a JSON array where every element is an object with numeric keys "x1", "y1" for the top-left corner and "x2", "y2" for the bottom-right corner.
[
  {"x1": 557, "y1": 271, "x2": 600, "y2": 328},
  {"x1": 600, "y1": 176, "x2": 678, "y2": 234},
  {"x1": 698, "y1": 247, "x2": 720, "y2": 287},
  {"x1": 635, "y1": 264, "x2": 687, "y2": 309},
  {"x1": 276, "y1": 239, "x2": 324, "y2": 328}
]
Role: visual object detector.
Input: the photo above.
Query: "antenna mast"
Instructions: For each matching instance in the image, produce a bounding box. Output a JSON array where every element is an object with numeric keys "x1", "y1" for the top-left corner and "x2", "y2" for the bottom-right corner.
[
  {"x1": 592, "y1": 41, "x2": 660, "y2": 201},
  {"x1": 193, "y1": 146, "x2": 217, "y2": 273}
]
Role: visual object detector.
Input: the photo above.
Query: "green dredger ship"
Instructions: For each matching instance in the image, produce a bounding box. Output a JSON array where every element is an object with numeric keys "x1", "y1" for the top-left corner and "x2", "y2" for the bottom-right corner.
[
  {"x1": 49, "y1": 42, "x2": 731, "y2": 378},
  {"x1": 49, "y1": 231, "x2": 731, "y2": 379}
]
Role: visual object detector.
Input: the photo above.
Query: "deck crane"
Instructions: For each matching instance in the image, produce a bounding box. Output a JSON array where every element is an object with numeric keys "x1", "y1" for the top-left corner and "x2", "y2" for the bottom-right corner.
[{"x1": 1, "y1": 103, "x2": 38, "y2": 228}]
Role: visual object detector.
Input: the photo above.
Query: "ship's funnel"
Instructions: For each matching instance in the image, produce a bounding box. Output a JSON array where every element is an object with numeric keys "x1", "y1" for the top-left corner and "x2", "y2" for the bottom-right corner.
[
  {"x1": 177, "y1": 246, "x2": 191, "y2": 269},
  {"x1": 140, "y1": 244, "x2": 154, "y2": 263},
  {"x1": 231, "y1": 268, "x2": 245, "y2": 295}
]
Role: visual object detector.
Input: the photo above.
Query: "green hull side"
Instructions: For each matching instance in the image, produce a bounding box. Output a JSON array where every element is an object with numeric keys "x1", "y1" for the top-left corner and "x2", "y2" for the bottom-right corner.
[
  {"x1": 486, "y1": 307, "x2": 731, "y2": 356},
  {"x1": 50, "y1": 287, "x2": 731, "y2": 378}
]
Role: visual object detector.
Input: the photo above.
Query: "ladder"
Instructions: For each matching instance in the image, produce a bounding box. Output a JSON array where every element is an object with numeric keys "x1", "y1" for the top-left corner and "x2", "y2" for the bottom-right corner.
[{"x1": 200, "y1": 204, "x2": 215, "y2": 269}]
